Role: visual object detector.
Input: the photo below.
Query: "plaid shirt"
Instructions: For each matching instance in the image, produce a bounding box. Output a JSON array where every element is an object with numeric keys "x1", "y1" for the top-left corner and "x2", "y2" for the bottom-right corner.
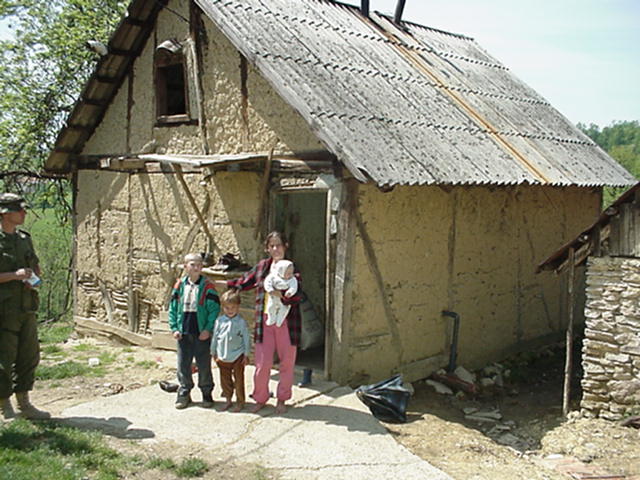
[{"x1": 227, "y1": 257, "x2": 302, "y2": 345}]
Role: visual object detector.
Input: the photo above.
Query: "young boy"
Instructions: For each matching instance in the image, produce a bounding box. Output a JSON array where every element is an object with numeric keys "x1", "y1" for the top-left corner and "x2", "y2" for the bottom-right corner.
[
  {"x1": 168, "y1": 253, "x2": 219, "y2": 409},
  {"x1": 211, "y1": 289, "x2": 250, "y2": 412}
]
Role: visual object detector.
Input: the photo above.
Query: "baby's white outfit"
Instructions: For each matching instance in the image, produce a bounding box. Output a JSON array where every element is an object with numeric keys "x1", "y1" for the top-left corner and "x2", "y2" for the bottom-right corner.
[{"x1": 264, "y1": 259, "x2": 298, "y2": 327}]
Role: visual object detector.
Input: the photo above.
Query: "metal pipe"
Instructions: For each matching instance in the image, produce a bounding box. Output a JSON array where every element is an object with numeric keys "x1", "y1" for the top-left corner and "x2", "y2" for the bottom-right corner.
[
  {"x1": 394, "y1": 0, "x2": 406, "y2": 24},
  {"x1": 361, "y1": 0, "x2": 369, "y2": 17},
  {"x1": 442, "y1": 310, "x2": 460, "y2": 373}
]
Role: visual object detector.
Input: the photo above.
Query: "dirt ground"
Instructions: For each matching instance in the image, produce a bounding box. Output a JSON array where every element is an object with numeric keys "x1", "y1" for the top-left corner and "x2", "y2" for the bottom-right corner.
[
  {"x1": 31, "y1": 336, "x2": 640, "y2": 480},
  {"x1": 386, "y1": 346, "x2": 640, "y2": 480}
]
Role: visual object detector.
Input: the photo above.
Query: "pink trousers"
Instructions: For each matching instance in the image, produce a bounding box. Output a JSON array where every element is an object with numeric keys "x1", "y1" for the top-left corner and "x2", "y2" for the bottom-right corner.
[{"x1": 252, "y1": 320, "x2": 297, "y2": 404}]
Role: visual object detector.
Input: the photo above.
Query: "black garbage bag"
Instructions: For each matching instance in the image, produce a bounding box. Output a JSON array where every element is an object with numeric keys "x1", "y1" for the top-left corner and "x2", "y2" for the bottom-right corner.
[{"x1": 355, "y1": 374, "x2": 411, "y2": 423}]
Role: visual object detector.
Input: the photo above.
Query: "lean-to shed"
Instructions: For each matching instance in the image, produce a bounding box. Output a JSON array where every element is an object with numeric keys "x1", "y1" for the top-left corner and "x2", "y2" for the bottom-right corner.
[
  {"x1": 44, "y1": 0, "x2": 635, "y2": 384},
  {"x1": 538, "y1": 183, "x2": 640, "y2": 419}
]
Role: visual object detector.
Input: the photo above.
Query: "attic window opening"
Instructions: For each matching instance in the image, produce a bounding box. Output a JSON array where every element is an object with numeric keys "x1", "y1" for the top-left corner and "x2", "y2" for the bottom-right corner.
[{"x1": 155, "y1": 42, "x2": 190, "y2": 124}]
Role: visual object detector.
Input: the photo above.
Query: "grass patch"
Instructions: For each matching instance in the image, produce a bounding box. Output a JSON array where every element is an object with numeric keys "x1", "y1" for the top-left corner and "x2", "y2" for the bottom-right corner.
[
  {"x1": 253, "y1": 466, "x2": 271, "y2": 480},
  {"x1": 38, "y1": 322, "x2": 73, "y2": 345},
  {"x1": 41, "y1": 344, "x2": 64, "y2": 356},
  {"x1": 148, "y1": 456, "x2": 177, "y2": 470},
  {"x1": 135, "y1": 360, "x2": 156, "y2": 369},
  {"x1": 36, "y1": 361, "x2": 106, "y2": 380},
  {"x1": 147, "y1": 456, "x2": 209, "y2": 478},
  {"x1": 98, "y1": 351, "x2": 118, "y2": 366},
  {"x1": 72, "y1": 343, "x2": 93, "y2": 352},
  {"x1": 0, "y1": 419, "x2": 136, "y2": 480},
  {"x1": 176, "y1": 457, "x2": 208, "y2": 477}
]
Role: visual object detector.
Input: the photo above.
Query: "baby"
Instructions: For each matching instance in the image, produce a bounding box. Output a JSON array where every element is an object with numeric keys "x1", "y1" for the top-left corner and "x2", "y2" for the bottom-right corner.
[{"x1": 264, "y1": 259, "x2": 298, "y2": 327}]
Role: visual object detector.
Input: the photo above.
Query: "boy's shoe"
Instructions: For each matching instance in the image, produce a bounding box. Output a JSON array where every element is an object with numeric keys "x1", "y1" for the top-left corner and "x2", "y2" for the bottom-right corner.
[
  {"x1": 175, "y1": 394, "x2": 191, "y2": 410},
  {"x1": 201, "y1": 394, "x2": 214, "y2": 408}
]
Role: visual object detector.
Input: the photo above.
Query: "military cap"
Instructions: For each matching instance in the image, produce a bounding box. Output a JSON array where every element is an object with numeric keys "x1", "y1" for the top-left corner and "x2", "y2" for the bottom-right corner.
[{"x1": 0, "y1": 193, "x2": 28, "y2": 214}]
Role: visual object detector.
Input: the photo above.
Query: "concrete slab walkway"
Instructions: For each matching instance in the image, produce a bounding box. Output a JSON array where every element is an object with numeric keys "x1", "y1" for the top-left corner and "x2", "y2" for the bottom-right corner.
[{"x1": 61, "y1": 366, "x2": 451, "y2": 479}]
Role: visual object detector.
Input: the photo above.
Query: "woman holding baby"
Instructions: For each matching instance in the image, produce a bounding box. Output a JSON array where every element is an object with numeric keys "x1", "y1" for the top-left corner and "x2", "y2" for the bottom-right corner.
[{"x1": 226, "y1": 231, "x2": 302, "y2": 414}]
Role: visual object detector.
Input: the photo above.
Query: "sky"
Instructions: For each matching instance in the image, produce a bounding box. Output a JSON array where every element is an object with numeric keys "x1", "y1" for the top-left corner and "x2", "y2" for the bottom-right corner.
[
  {"x1": 373, "y1": 0, "x2": 639, "y2": 127},
  {"x1": 1, "y1": 1, "x2": 637, "y2": 127}
]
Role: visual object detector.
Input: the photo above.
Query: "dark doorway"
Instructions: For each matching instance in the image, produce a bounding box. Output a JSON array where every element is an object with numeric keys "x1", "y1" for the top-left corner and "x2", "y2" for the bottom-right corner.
[{"x1": 273, "y1": 191, "x2": 327, "y2": 372}]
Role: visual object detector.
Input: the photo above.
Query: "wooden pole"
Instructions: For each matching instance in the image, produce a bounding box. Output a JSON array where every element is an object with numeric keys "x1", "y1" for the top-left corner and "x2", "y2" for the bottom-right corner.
[
  {"x1": 173, "y1": 164, "x2": 216, "y2": 253},
  {"x1": 254, "y1": 148, "x2": 274, "y2": 241},
  {"x1": 563, "y1": 246, "x2": 576, "y2": 417}
]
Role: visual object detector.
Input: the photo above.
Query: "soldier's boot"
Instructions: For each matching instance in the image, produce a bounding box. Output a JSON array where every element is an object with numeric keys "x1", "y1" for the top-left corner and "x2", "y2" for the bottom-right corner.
[
  {"x1": 1, "y1": 397, "x2": 17, "y2": 422},
  {"x1": 16, "y1": 392, "x2": 50, "y2": 420}
]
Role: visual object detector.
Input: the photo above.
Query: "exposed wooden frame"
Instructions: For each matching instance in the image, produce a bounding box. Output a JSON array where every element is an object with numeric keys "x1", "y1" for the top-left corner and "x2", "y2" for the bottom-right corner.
[
  {"x1": 330, "y1": 179, "x2": 357, "y2": 383},
  {"x1": 172, "y1": 164, "x2": 217, "y2": 254},
  {"x1": 254, "y1": 149, "x2": 274, "y2": 241},
  {"x1": 562, "y1": 246, "x2": 576, "y2": 417}
]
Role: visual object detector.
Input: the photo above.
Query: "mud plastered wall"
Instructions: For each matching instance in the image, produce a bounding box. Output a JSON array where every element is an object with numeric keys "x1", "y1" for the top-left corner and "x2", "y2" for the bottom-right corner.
[
  {"x1": 77, "y1": 0, "x2": 322, "y2": 336},
  {"x1": 581, "y1": 257, "x2": 640, "y2": 420},
  {"x1": 76, "y1": 171, "x2": 132, "y2": 328},
  {"x1": 344, "y1": 185, "x2": 598, "y2": 383},
  {"x1": 75, "y1": 169, "x2": 261, "y2": 334}
]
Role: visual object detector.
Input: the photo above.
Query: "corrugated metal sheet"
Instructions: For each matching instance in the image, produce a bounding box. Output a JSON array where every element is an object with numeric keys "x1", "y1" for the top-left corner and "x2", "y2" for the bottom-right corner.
[
  {"x1": 46, "y1": 0, "x2": 636, "y2": 189},
  {"x1": 195, "y1": 0, "x2": 635, "y2": 187}
]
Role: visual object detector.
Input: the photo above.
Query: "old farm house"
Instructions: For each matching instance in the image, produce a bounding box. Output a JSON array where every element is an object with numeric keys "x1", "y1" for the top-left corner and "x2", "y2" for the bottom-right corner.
[{"x1": 44, "y1": 0, "x2": 634, "y2": 384}]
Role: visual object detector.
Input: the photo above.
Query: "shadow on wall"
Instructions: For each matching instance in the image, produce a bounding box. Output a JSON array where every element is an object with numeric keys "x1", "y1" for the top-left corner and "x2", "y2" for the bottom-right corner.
[
  {"x1": 212, "y1": 171, "x2": 262, "y2": 265},
  {"x1": 76, "y1": 171, "x2": 128, "y2": 224}
]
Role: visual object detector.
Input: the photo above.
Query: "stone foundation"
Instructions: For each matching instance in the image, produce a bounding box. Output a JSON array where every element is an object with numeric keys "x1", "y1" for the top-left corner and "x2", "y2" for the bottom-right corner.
[{"x1": 581, "y1": 256, "x2": 640, "y2": 420}]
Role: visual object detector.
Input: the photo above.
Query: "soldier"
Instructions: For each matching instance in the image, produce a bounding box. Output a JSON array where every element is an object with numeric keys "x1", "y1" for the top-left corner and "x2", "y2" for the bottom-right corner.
[{"x1": 0, "y1": 193, "x2": 50, "y2": 421}]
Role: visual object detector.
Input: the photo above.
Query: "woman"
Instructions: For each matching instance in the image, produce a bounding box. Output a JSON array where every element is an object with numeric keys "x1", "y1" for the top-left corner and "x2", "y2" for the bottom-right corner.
[{"x1": 227, "y1": 231, "x2": 302, "y2": 413}]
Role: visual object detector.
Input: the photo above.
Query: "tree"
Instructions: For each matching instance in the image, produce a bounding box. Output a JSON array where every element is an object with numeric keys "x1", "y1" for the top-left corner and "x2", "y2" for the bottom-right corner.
[
  {"x1": 0, "y1": 0, "x2": 126, "y2": 321},
  {"x1": 578, "y1": 121, "x2": 640, "y2": 206}
]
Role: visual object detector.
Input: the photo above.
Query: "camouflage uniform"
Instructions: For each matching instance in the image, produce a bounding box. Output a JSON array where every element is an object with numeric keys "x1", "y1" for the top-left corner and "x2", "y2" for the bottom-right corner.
[{"x1": 0, "y1": 193, "x2": 41, "y2": 400}]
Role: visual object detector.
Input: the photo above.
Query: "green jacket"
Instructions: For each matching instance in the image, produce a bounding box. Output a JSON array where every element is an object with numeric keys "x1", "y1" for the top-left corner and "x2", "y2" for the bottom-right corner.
[
  {"x1": 168, "y1": 275, "x2": 220, "y2": 334},
  {"x1": 0, "y1": 229, "x2": 39, "y2": 313}
]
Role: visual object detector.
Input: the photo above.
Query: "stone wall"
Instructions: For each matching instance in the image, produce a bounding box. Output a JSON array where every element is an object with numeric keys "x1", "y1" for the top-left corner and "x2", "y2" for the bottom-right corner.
[{"x1": 581, "y1": 256, "x2": 640, "y2": 420}]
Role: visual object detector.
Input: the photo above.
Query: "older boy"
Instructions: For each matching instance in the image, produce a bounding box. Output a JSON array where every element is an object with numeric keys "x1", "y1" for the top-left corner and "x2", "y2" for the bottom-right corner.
[{"x1": 168, "y1": 253, "x2": 219, "y2": 409}]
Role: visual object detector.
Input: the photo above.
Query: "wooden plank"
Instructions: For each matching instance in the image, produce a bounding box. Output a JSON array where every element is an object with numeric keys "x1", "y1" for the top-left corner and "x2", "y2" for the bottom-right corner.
[
  {"x1": 254, "y1": 149, "x2": 274, "y2": 241},
  {"x1": 189, "y1": 1, "x2": 209, "y2": 154},
  {"x1": 75, "y1": 316, "x2": 152, "y2": 346},
  {"x1": 634, "y1": 203, "x2": 640, "y2": 256},
  {"x1": 609, "y1": 215, "x2": 621, "y2": 256},
  {"x1": 620, "y1": 203, "x2": 633, "y2": 255},
  {"x1": 330, "y1": 179, "x2": 357, "y2": 382},
  {"x1": 563, "y1": 247, "x2": 575, "y2": 417},
  {"x1": 172, "y1": 164, "x2": 217, "y2": 253}
]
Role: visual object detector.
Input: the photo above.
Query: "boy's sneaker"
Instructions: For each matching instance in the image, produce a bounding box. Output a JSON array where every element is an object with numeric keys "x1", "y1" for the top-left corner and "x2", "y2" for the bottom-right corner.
[
  {"x1": 201, "y1": 394, "x2": 214, "y2": 408},
  {"x1": 175, "y1": 394, "x2": 191, "y2": 410}
]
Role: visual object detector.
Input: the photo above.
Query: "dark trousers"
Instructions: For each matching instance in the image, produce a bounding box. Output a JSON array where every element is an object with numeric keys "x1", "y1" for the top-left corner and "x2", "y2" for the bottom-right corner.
[
  {"x1": 0, "y1": 312, "x2": 39, "y2": 399},
  {"x1": 216, "y1": 355, "x2": 246, "y2": 404},
  {"x1": 176, "y1": 334, "x2": 213, "y2": 398}
]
